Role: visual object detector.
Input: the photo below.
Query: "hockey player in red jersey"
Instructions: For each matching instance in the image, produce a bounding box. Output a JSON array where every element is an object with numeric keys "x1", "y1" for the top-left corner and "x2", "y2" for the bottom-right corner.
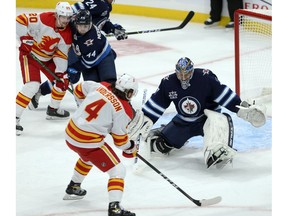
[
  {"x1": 16, "y1": 2, "x2": 73, "y2": 135},
  {"x1": 63, "y1": 74, "x2": 138, "y2": 216}
]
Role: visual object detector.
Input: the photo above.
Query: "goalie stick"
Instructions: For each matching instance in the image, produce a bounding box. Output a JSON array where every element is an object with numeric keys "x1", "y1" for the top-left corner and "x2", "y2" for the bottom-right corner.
[
  {"x1": 137, "y1": 153, "x2": 222, "y2": 207},
  {"x1": 29, "y1": 53, "x2": 73, "y2": 94},
  {"x1": 106, "y1": 11, "x2": 194, "y2": 37}
]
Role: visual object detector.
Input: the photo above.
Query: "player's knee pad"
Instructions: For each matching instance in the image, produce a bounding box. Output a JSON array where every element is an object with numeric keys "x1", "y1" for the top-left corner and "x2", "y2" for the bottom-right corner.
[
  {"x1": 22, "y1": 81, "x2": 40, "y2": 98},
  {"x1": 107, "y1": 163, "x2": 126, "y2": 179},
  {"x1": 203, "y1": 109, "x2": 237, "y2": 169}
]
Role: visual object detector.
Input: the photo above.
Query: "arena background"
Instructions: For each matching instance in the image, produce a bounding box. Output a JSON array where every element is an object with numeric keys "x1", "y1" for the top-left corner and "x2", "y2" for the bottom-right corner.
[{"x1": 16, "y1": 0, "x2": 272, "y2": 26}]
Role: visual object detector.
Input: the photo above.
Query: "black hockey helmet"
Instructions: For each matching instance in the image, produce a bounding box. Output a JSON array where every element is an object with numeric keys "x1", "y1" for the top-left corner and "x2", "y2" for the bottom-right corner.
[
  {"x1": 74, "y1": 9, "x2": 92, "y2": 35},
  {"x1": 75, "y1": 9, "x2": 92, "y2": 25}
]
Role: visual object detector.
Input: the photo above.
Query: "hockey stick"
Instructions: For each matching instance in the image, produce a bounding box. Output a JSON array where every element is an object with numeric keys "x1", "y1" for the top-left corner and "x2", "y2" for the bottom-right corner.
[
  {"x1": 136, "y1": 153, "x2": 222, "y2": 207},
  {"x1": 134, "y1": 89, "x2": 148, "y2": 164},
  {"x1": 106, "y1": 11, "x2": 194, "y2": 37},
  {"x1": 29, "y1": 53, "x2": 73, "y2": 94}
]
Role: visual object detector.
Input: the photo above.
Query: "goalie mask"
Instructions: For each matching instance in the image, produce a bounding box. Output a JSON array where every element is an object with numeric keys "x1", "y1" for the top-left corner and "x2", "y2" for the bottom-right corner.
[
  {"x1": 175, "y1": 57, "x2": 194, "y2": 90},
  {"x1": 115, "y1": 73, "x2": 138, "y2": 100}
]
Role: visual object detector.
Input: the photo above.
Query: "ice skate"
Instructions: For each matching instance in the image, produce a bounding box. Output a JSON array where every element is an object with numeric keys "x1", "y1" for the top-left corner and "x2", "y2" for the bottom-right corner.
[
  {"x1": 108, "y1": 202, "x2": 135, "y2": 216},
  {"x1": 16, "y1": 117, "x2": 23, "y2": 136},
  {"x1": 46, "y1": 105, "x2": 70, "y2": 120},
  {"x1": 63, "y1": 181, "x2": 86, "y2": 200},
  {"x1": 28, "y1": 89, "x2": 41, "y2": 110}
]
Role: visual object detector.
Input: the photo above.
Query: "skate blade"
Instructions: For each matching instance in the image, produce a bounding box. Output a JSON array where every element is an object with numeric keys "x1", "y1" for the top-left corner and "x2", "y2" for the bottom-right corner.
[
  {"x1": 46, "y1": 115, "x2": 70, "y2": 120},
  {"x1": 16, "y1": 130, "x2": 22, "y2": 136},
  {"x1": 63, "y1": 193, "x2": 85, "y2": 200}
]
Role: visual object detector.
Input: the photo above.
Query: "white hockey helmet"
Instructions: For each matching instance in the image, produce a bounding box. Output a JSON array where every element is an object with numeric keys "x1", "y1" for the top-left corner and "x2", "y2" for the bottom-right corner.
[
  {"x1": 115, "y1": 73, "x2": 138, "y2": 100},
  {"x1": 55, "y1": 2, "x2": 73, "y2": 17}
]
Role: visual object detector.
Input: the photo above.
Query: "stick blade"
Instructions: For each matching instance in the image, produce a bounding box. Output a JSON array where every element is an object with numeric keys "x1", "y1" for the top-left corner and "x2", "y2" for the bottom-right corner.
[
  {"x1": 179, "y1": 11, "x2": 195, "y2": 28},
  {"x1": 199, "y1": 196, "x2": 222, "y2": 206}
]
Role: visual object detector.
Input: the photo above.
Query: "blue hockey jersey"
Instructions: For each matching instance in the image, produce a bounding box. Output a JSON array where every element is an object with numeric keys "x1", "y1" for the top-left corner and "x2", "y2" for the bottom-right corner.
[
  {"x1": 69, "y1": 23, "x2": 112, "y2": 72},
  {"x1": 71, "y1": 0, "x2": 115, "y2": 34},
  {"x1": 142, "y1": 69, "x2": 242, "y2": 123}
]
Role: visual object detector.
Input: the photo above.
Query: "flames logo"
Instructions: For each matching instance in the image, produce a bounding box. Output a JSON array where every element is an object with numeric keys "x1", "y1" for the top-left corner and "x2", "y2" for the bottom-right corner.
[{"x1": 38, "y1": 36, "x2": 60, "y2": 52}]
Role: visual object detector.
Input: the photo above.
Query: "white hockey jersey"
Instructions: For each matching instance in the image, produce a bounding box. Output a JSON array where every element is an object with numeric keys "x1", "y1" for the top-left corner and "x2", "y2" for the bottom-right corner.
[
  {"x1": 16, "y1": 12, "x2": 72, "y2": 73},
  {"x1": 65, "y1": 81, "x2": 134, "y2": 150}
]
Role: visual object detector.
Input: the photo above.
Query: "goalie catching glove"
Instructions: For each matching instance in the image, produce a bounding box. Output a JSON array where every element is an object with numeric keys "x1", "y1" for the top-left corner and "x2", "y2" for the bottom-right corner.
[
  {"x1": 127, "y1": 109, "x2": 153, "y2": 141},
  {"x1": 236, "y1": 101, "x2": 266, "y2": 127}
]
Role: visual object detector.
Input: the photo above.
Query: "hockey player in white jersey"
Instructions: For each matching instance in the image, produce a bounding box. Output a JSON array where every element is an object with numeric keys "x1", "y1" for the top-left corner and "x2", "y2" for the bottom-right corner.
[
  {"x1": 63, "y1": 74, "x2": 138, "y2": 216},
  {"x1": 16, "y1": 2, "x2": 73, "y2": 135},
  {"x1": 133, "y1": 57, "x2": 266, "y2": 170}
]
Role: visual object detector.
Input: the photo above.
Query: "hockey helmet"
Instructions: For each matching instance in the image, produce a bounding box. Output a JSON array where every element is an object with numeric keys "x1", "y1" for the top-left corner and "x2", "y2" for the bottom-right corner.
[
  {"x1": 175, "y1": 57, "x2": 194, "y2": 89},
  {"x1": 115, "y1": 73, "x2": 138, "y2": 100},
  {"x1": 55, "y1": 2, "x2": 73, "y2": 17},
  {"x1": 74, "y1": 9, "x2": 93, "y2": 35}
]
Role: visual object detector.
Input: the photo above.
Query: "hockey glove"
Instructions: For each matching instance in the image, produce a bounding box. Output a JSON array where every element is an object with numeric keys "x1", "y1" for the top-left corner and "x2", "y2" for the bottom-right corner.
[
  {"x1": 127, "y1": 110, "x2": 153, "y2": 141},
  {"x1": 122, "y1": 140, "x2": 138, "y2": 158},
  {"x1": 236, "y1": 101, "x2": 266, "y2": 127},
  {"x1": 113, "y1": 24, "x2": 128, "y2": 40},
  {"x1": 55, "y1": 72, "x2": 69, "y2": 91},
  {"x1": 67, "y1": 67, "x2": 80, "y2": 84},
  {"x1": 19, "y1": 35, "x2": 34, "y2": 54}
]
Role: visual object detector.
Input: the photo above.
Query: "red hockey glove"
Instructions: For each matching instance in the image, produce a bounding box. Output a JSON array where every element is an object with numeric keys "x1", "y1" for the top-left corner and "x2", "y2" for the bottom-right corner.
[
  {"x1": 19, "y1": 35, "x2": 34, "y2": 54},
  {"x1": 55, "y1": 72, "x2": 69, "y2": 91},
  {"x1": 122, "y1": 140, "x2": 138, "y2": 158}
]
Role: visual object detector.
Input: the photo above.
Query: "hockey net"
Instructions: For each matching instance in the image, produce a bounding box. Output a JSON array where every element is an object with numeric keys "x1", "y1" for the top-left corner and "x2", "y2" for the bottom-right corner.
[{"x1": 234, "y1": 9, "x2": 272, "y2": 115}]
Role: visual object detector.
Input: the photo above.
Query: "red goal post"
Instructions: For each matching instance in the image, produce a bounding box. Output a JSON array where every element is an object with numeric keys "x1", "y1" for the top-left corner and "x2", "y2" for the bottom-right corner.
[{"x1": 234, "y1": 9, "x2": 272, "y2": 105}]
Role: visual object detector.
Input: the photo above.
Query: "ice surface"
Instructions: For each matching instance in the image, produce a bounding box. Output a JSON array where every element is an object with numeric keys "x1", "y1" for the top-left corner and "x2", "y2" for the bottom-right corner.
[{"x1": 14, "y1": 8, "x2": 273, "y2": 216}]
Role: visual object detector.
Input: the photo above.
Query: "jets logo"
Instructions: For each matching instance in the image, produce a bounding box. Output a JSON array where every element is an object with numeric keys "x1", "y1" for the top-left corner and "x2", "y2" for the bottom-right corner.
[{"x1": 178, "y1": 96, "x2": 200, "y2": 116}]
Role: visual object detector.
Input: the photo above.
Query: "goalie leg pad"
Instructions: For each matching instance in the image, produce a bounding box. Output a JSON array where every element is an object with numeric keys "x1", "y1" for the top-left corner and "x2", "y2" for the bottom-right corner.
[{"x1": 203, "y1": 109, "x2": 236, "y2": 169}]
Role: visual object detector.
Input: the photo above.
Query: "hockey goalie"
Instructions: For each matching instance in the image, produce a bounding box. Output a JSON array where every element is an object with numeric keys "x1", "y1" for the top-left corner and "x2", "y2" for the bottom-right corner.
[{"x1": 128, "y1": 57, "x2": 267, "y2": 170}]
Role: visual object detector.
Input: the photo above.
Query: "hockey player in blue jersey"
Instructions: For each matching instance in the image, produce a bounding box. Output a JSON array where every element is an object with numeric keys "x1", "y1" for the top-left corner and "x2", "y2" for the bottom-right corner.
[
  {"x1": 131, "y1": 57, "x2": 266, "y2": 169},
  {"x1": 71, "y1": 0, "x2": 127, "y2": 40}
]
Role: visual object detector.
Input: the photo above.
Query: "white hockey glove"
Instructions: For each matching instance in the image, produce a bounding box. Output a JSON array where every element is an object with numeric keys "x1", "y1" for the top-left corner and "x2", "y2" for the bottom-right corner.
[
  {"x1": 236, "y1": 101, "x2": 266, "y2": 127},
  {"x1": 127, "y1": 110, "x2": 153, "y2": 141},
  {"x1": 204, "y1": 144, "x2": 237, "y2": 169}
]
